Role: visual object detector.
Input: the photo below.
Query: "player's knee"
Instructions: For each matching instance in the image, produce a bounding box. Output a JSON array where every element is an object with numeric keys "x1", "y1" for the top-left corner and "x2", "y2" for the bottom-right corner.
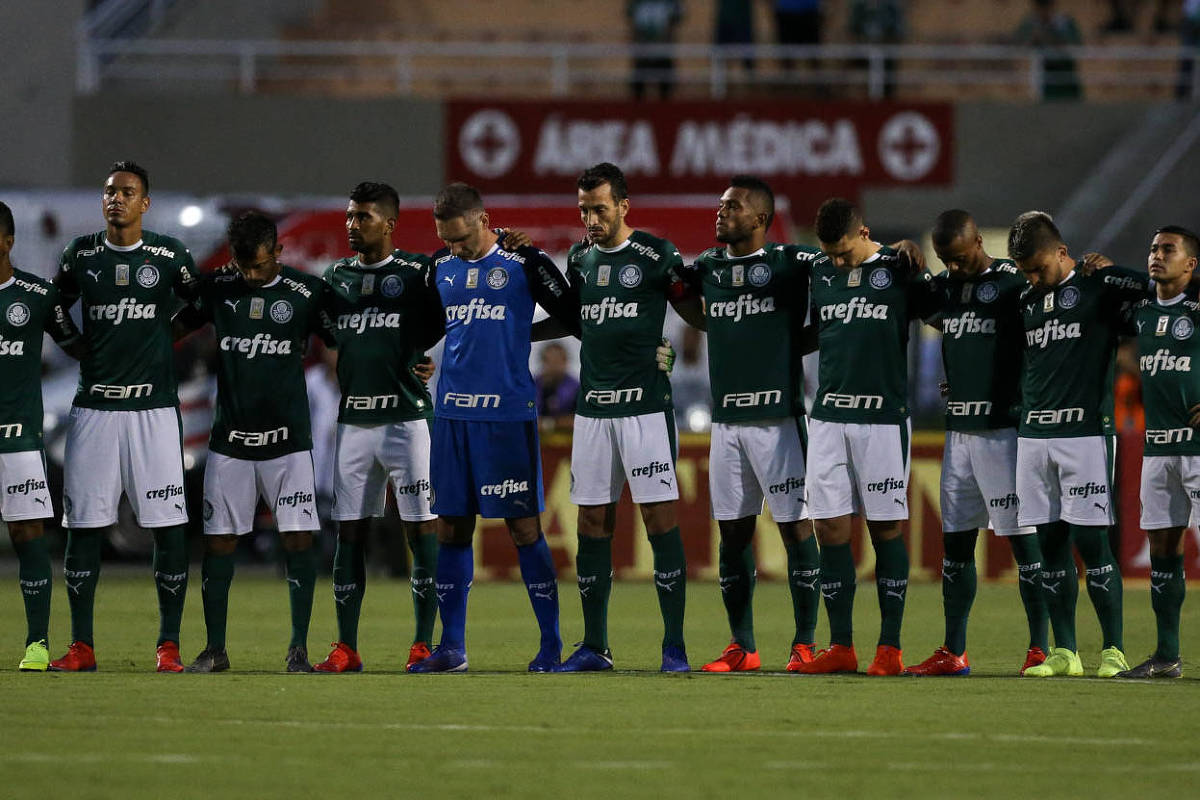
[
  {"x1": 813, "y1": 516, "x2": 851, "y2": 545},
  {"x1": 1148, "y1": 528, "x2": 1185, "y2": 558},
  {"x1": 639, "y1": 500, "x2": 676, "y2": 535},
  {"x1": 337, "y1": 518, "x2": 369, "y2": 543},
  {"x1": 778, "y1": 519, "x2": 813, "y2": 544},
  {"x1": 281, "y1": 531, "x2": 313, "y2": 552},
  {"x1": 867, "y1": 520, "x2": 902, "y2": 542},
  {"x1": 206, "y1": 535, "x2": 239, "y2": 556},
  {"x1": 437, "y1": 516, "x2": 475, "y2": 546},
  {"x1": 505, "y1": 516, "x2": 541, "y2": 547},
  {"x1": 7, "y1": 520, "x2": 43, "y2": 544},
  {"x1": 577, "y1": 504, "x2": 612, "y2": 537}
]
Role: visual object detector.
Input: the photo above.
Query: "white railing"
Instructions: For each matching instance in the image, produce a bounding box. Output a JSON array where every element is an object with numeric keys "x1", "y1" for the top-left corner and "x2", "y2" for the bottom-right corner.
[
  {"x1": 75, "y1": 39, "x2": 1200, "y2": 101},
  {"x1": 79, "y1": 0, "x2": 173, "y2": 39}
]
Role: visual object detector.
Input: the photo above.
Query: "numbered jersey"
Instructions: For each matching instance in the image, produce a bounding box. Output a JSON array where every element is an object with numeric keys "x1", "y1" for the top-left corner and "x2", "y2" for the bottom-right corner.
[
  {"x1": 691, "y1": 243, "x2": 813, "y2": 423},
  {"x1": 190, "y1": 266, "x2": 331, "y2": 461},
  {"x1": 324, "y1": 250, "x2": 437, "y2": 425},
  {"x1": 55, "y1": 230, "x2": 198, "y2": 411},
  {"x1": 1019, "y1": 267, "x2": 1149, "y2": 438},
  {"x1": 809, "y1": 246, "x2": 937, "y2": 424},
  {"x1": 0, "y1": 270, "x2": 79, "y2": 453},
  {"x1": 927, "y1": 261, "x2": 1027, "y2": 431},
  {"x1": 568, "y1": 231, "x2": 684, "y2": 418},
  {"x1": 1132, "y1": 295, "x2": 1200, "y2": 456}
]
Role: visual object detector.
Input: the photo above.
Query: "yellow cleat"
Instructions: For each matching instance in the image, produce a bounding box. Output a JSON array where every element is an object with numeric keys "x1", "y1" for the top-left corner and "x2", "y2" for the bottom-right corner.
[
  {"x1": 18, "y1": 640, "x2": 50, "y2": 672},
  {"x1": 1022, "y1": 647, "x2": 1083, "y2": 677},
  {"x1": 1096, "y1": 647, "x2": 1130, "y2": 678}
]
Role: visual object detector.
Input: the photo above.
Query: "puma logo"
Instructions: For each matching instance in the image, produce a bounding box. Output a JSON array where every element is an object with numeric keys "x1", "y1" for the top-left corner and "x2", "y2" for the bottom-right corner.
[
  {"x1": 711, "y1": 270, "x2": 721, "y2": 282},
  {"x1": 1042, "y1": 581, "x2": 1059, "y2": 595},
  {"x1": 821, "y1": 274, "x2": 835, "y2": 286},
  {"x1": 338, "y1": 281, "x2": 351, "y2": 292},
  {"x1": 286, "y1": 576, "x2": 301, "y2": 588},
  {"x1": 66, "y1": 581, "x2": 83, "y2": 595},
  {"x1": 335, "y1": 594, "x2": 350, "y2": 606},
  {"x1": 1019, "y1": 573, "x2": 1038, "y2": 585},
  {"x1": 659, "y1": 478, "x2": 672, "y2": 488},
  {"x1": 174, "y1": 503, "x2": 183, "y2": 513},
  {"x1": 1088, "y1": 577, "x2": 1111, "y2": 592},
  {"x1": 820, "y1": 586, "x2": 837, "y2": 600},
  {"x1": 301, "y1": 508, "x2": 313, "y2": 518},
  {"x1": 442, "y1": 275, "x2": 456, "y2": 287},
  {"x1": 1151, "y1": 581, "x2": 1165, "y2": 594},
  {"x1": 579, "y1": 586, "x2": 591, "y2": 598},
  {"x1": 795, "y1": 577, "x2": 818, "y2": 590},
  {"x1": 718, "y1": 576, "x2": 738, "y2": 594},
  {"x1": 224, "y1": 299, "x2": 240, "y2": 312},
  {"x1": 33, "y1": 497, "x2": 46, "y2": 507},
  {"x1": 533, "y1": 591, "x2": 554, "y2": 600},
  {"x1": 885, "y1": 589, "x2": 906, "y2": 601},
  {"x1": 436, "y1": 591, "x2": 447, "y2": 603},
  {"x1": 86, "y1": 269, "x2": 102, "y2": 282},
  {"x1": 943, "y1": 571, "x2": 956, "y2": 583},
  {"x1": 655, "y1": 579, "x2": 676, "y2": 593},
  {"x1": 160, "y1": 583, "x2": 183, "y2": 596},
  {"x1": 894, "y1": 498, "x2": 905, "y2": 506},
  {"x1": 1093, "y1": 502, "x2": 1108, "y2": 514}
]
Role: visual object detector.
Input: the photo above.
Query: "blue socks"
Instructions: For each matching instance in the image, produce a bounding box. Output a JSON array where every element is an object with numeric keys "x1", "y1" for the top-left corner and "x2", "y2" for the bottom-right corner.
[
  {"x1": 517, "y1": 534, "x2": 561, "y2": 653},
  {"x1": 435, "y1": 543, "x2": 474, "y2": 650}
]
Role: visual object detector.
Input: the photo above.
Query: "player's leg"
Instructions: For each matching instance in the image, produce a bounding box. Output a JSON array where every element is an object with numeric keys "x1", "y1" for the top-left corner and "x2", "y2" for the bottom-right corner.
[
  {"x1": 2, "y1": 450, "x2": 56, "y2": 671},
  {"x1": 505, "y1": 513, "x2": 561, "y2": 671},
  {"x1": 402, "y1": 519, "x2": 438, "y2": 664},
  {"x1": 280, "y1": 531, "x2": 316, "y2": 672},
  {"x1": 261, "y1": 452, "x2": 320, "y2": 672}
]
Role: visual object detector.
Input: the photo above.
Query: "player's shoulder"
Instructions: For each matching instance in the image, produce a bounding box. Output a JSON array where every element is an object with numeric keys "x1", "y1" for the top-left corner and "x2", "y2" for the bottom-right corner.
[
  {"x1": 279, "y1": 265, "x2": 323, "y2": 295},
  {"x1": 991, "y1": 258, "x2": 1021, "y2": 276},
  {"x1": 62, "y1": 232, "x2": 104, "y2": 261},
  {"x1": 139, "y1": 230, "x2": 189, "y2": 260},
  {"x1": 630, "y1": 229, "x2": 680, "y2": 259},
  {"x1": 566, "y1": 240, "x2": 591, "y2": 264},
  {"x1": 391, "y1": 248, "x2": 431, "y2": 270},
  {"x1": 9, "y1": 268, "x2": 53, "y2": 298},
  {"x1": 694, "y1": 246, "x2": 723, "y2": 266},
  {"x1": 324, "y1": 256, "x2": 356, "y2": 278},
  {"x1": 1097, "y1": 265, "x2": 1148, "y2": 291}
]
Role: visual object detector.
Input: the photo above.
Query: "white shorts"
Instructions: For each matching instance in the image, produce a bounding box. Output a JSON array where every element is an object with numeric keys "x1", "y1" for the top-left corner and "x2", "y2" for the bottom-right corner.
[
  {"x1": 1016, "y1": 435, "x2": 1115, "y2": 527},
  {"x1": 0, "y1": 450, "x2": 53, "y2": 522},
  {"x1": 806, "y1": 418, "x2": 911, "y2": 522},
  {"x1": 1139, "y1": 454, "x2": 1200, "y2": 530},
  {"x1": 570, "y1": 411, "x2": 678, "y2": 505},
  {"x1": 332, "y1": 420, "x2": 435, "y2": 522},
  {"x1": 203, "y1": 451, "x2": 318, "y2": 535},
  {"x1": 709, "y1": 417, "x2": 808, "y2": 523},
  {"x1": 941, "y1": 429, "x2": 1035, "y2": 536},
  {"x1": 62, "y1": 406, "x2": 188, "y2": 529}
]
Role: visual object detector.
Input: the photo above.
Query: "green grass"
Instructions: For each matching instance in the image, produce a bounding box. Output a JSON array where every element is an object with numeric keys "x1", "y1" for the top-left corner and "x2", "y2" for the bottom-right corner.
[{"x1": 2, "y1": 570, "x2": 1198, "y2": 799}]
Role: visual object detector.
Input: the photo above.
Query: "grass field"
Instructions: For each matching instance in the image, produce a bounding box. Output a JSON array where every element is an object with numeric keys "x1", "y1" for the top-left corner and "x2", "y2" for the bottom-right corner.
[{"x1": 2, "y1": 569, "x2": 1197, "y2": 799}]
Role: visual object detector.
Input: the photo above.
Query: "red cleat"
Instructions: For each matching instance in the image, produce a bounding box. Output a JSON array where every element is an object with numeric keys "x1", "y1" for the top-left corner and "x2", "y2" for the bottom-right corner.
[
  {"x1": 785, "y1": 643, "x2": 815, "y2": 671},
  {"x1": 1020, "y1": 646, "x2": 1047, "y2": 675},
  {"x1": 48, "y1": 641, "x2": 97, "y2": 672},
  {"x1": 866, "y1": 645, "x2": 904, "y2": 676},
  {"x1": 700, "y1": 642, "x2": 761, "y2": 672},
  {"x1": 793, "y1": 643, "x2": 858, "y2": 674},
  {"x1": 156, "y1": 641, "x2": 184, "y2": 673},
  {"x1": 313, "y1": 642, "x2": 363, "y2": 673},
  {"x1": 903, "y1": 647, "x2": 970, "y2": 676},
  {"x1": 406, "y1": 641, "x2": 432, "y2": 671}
]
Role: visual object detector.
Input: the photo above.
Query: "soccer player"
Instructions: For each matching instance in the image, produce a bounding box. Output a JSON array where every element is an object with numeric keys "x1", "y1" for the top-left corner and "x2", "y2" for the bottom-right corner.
[
  {"x1": 408, "y1": 183, "x2": 581, "y2": 673},
  {"x1": 797, "y1": 197, "x2": 938, "y2": 676},
  {"x1": 1008, "y1": 211, "x2": 1148, "y2": 678},
  {"x1": 1117, "y1": 225, "x2": 1199, "y2": 679},
  {"x1": 0, "y1": 200, "x2": 81, "y2": 671},
  {"x1": 172, "y1": 211, "x2": 332, "y2": 673},
  {"x1": 905, "y1": 209, "x2": 1049, "y2": 676},
  {"x1": 50, "y1": 161, "x2": 200, "y2": 673},
  {"x1": 315, "y1": 181, "x2": 441, "y2": 673}
]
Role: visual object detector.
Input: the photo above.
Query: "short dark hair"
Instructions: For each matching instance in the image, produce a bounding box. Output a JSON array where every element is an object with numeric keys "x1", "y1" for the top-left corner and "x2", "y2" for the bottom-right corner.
[
  {"x1": 1155, "y1": 225, "x2": 1200, "y2": 258},
  {"x1": 433, "y1": 182, "x2": 484, "y2": 221},
  {"x1": 577, "y1": 163, "x2": 629, "y2": 201},
  {"x1": 349, "y1": 181, "x2": 400, "y2": 217},
  {"x1": 931, "y1": 209, "x2": 976, "y2": 249},
  {"x1": 816, "y1": 197, "x2": 862, "y2": 244},
  {"x1": 108, "y1": 160, "x2": 150, "y2": 194},
  {"x1": 0, "y1": 201, "x2": 13, "y2": 238},
  {"x1": 227, "y1": 210, "x2": 277, "y2": 261},
  {"x1": 1007, "y1": 211, "x2": 1062, "y2": 261},
  {"x1": 729, "y1": 175, "x2": 775, "y2": 229}
]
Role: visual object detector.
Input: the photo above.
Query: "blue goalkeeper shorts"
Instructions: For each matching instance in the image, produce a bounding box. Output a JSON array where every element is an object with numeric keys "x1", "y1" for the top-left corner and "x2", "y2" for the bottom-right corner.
[{"x1": 430, "y1": 418, "x2": 544, "y2": 519}]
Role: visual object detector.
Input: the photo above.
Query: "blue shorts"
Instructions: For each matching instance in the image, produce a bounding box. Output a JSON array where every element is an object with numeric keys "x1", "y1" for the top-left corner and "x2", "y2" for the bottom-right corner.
[{"x1": 430, "y1": 418, "x2": 544, "y2": 519}]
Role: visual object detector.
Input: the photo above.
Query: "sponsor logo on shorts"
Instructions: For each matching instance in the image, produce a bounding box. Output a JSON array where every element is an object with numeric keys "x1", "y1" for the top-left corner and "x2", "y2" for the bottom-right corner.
[
  {"x1": 6, "y1": 478, "x2": 47, "y2": 496},
  {"x1": 866, "y1": 477, "x2": 906, "y2": 494},
  {"x1": 631, "y1": 460, "x2": 672, "y2": 478},
  {"x1": 396, "y1": 479, "x2": 430, "y2": 496},
  {"x1": 768, "y1": 476, "x2": 804, "y2": 495},
  {"x1": 145, "y1": 484, "x2": 184, "y2": 501},
  {"x1": 989, "y1": 493, "x2": 1018, "y2": 509},
  {"x1": 721, "y1": 390, "x2": 782, "y2": 408},
  {"x1": 1066, "y1": 481, "x2": 1107, "y2": 499},
  {"x1": 345, "y1": 393, "x2": 400, "y2": 411},
  {"x1": 0, "y1": 422, "x2": 23, "y2": 438},
  {"x1": 480, "y1": 478, "x2": 530, "y2": 498},
  {"x1": 1024, "y1": 407, "x2": 1084, "y2": 426},
  {"x1": 1147, "y1": 427, "x2": 1194, "y2": 445},
  {"x1": 89, "y1": 383, "x2": 153, "y2": 400},
  {"x1": 585, "y1": 387, "x2": 644, "y2": 405},
  {"x1": 277, "y1": 491, "x2": 314, "y2": 508},
  {"x1": 442, "y1": 392, "x2": 501, "y2": 409},
  {"x1": 445, "y1": 298, "x2": 507, "y2": 324},
  {"x1": 228, "y1": 427, "x2": 289, "y2": 447}
]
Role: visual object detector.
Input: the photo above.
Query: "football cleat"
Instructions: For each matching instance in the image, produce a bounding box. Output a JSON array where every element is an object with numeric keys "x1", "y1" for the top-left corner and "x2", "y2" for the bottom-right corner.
[
  {"x1": 528, "y1": 645, "x2": 561, "y2": 673},
  {"x1": 1116, "y1": 654, "x2": 1183, "y2": 679},
  {"x1": 1096, "y1": 647, "x2": 1130, "y2": 678},
  {"x1": 285, "y1": 646, "x2": 312, "y2": 673},
  {"x1": 313, "y1": 642, "x2": 363, "y2": 673},
  {"x1": 156, "y1": 641, "x2": 185, "y2": 673},
  {"x1": 18, "y1": 640, "x2": 50, "y2": 672},
  {"x1": 866, "y1": 645, "x2": 904, "y2": 676},
  {"x1": 184, "y1": 647, "x2": 230, "y2": 673},
  {"x1": 903, "y1": 647, "x2": 969, "y2": 676},
  {"x1": 793, "y1": 644, "x2": 858, "y2": 674},
  {"x1": 48, "y1": 641, "x2": 97, "y2": 672},
  {"x1": 785, "y1": 643, "x2": 815, "y2": 672},
  {"x1": 406, "y1": 641, "x2": 432, "y2": 671},
  {"x1": 660, "y1": 644, "x2": 690, "y2": 673},
  {"x1": 701, "y1": 642, "x2": 761, "y2": 672},
  {"x1": 1020, "y1": 646, "x2": 1047, "y2": 675},
  {"x1": 1022, "y1": 647, "x2": 1082, "y2": 677},
  {"x1": 408, "y1": 645, "x2": 468, "y2": 673},
  {"x1": 553, "y1": 644, "x2": 614, "y2": 672}
]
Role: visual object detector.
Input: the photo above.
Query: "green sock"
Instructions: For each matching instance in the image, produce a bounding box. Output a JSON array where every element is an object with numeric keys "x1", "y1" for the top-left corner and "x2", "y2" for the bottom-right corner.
[
  {"x1": 1037, "y1": 521, "x2": 1077, "y2": 652},
  {"x1": 1072, "y1": 525, "x2": 1123, "y2": 650},
  {"x1": 717, "y1": 533, "x2": 756, "y2": 651},
  {"x1": 152, "y1": 526, "x2": 189, "y2": 647},
  {"x1": 63, "y1": 528, "x2": 103, "y2": 646},
  {"x1": 331, "y1": 537, "x2": 366, "y2": 651},
  {"x1": 201, "y1": 551, "x2": 235, "y2": 651},
  {"x1": 13, "y1": 537, "x2": 52, "y2": 646},
  {"x1": 941, "y1": 530, "x2": 977, "y2": 656},
  {"x1": 1009, "y1": 532, "x2": 1049, "y2": 651},
  {"x1": 874, "y1": 535, "x2": 909, "y2": 649},
  {"x1": 784, "y1": 535, "x2": 819, "y2": 646},
  {"x1": 820, "y1": 541, "x2": 856, "y2": 647},
  {"x1": 649, "y1": 527, "x2": 687, "y2": 650},
  {"x1": 1149, "y1": 553, "x2": 1185, "y2": 661},
  {"x1": 575, "y1": 535, "x2": 613, "y2": 651},
  {"x1": 284, "y1": 546, "x2": 316, "y2": 650},
  {"x1": 409, "y1": 531, "x2": 439, "y2": 644}
]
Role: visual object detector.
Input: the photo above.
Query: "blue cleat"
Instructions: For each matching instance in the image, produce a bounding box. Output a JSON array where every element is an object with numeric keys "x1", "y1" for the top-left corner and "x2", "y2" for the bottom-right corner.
[
  {"x1": 553, "y1": 644, "x2": 614, "y2": 672},
  {"x1": 528, "y1": 645, "x2": 562, "y2": 672},
  {"x1": 661, "y1": 645, "x2": 690, "y2": 673},
  {"x1": 408, "y1": 645, "x2": 468, "y2": 673}
]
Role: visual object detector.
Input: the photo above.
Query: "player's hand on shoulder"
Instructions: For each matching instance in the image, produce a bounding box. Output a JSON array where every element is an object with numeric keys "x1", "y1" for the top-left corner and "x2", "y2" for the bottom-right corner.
[
  {"x1": 1078, "y1": 252, "x2": 1114, "y2": 275},
  {"x1": 413, "y1": 356, "x2": 435, "y2": 384},
  {"x1": 892, "y1": 240, "x2": 926, "y2": 274},
  {"x1": 656, "y1": 337, "x2": 676, "y2": 376},
  {"x1": 497, "y1": 228, "x2": 534, "y2": 251}
]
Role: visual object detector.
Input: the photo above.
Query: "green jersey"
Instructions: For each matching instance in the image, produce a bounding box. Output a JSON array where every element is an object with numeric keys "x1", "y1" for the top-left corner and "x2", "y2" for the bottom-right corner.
[
  {"x1": 188, "y1": 267, "x2": 332, "y2": 461},
  {"x1": 1132, "y1": 294, "x2": 1200, "y2": 456},
  {"x1": 323, "y1": 250, "x2": 437, "y2": 424},
  {"x1": 0, "y1": 269, "x2": 80, "y2": 453},
  {"x1": 55, "y1": 230, "x2": 198, "y2": 411},
  {"x1": 567, "y1": 230, "x2": 685, "y2": 418},
  {"x1": 1018, "y1": 266, "x2": 1149, "y2": 438},
  {"x1": 690, "y1": 243, "x2": 813, "y2": 423},
  {"x1": 926, "y1": 260, "x2": 1027, "y2": 431},
  {"x1": 809, "y1": 246, "x2": 938, "y2": 424}
]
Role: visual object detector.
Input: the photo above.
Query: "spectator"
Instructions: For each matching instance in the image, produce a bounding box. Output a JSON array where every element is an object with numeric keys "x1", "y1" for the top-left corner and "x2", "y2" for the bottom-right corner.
[
  {"x1": 1178, "y1": 0, "x2": 1200, "y2": 99},
  {"x1": 627, "y1": 0, "x2": 683, "y2": 100},
  {"x1": 848, "y1": 0, "x2": 906, "y2": 98},
  {"x1": 716, "y1": 0, "x2": 756, "y2": 73},
  {"x1": 1014, "y1": 0, "x2": 1083, "y2": 100},
  {"x1": 775, "y1": 0, "x2": 821, "y2": 73},
  {"x1": 535, "y1": 342, "x2": 580, "y2": 431},
  {"x1": 1114, "y1": 341, "x2": 1145, "y2": 433}
]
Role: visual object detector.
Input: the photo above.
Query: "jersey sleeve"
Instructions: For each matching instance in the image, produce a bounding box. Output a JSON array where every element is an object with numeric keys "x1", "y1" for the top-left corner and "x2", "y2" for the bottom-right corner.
[
  {"x1": 522, "y1": 247, "x2": 581, "y2": 336},
  {"x1": 662, "y1": 245, "x2": 695, "y2": 303},
  {"x1": 919, "y1": 274, "x2": 950, "y2": 327},
  {"x1": 308, "y1": 281, "x2": 337, "y2": 348},
  {"x1": 414, "y1": 260, "x2": 447, "y2": 350},
  {"x1": 174, "y1": 276, "x2": 213, "y2": 332},
  {"x1": 43, "y1": 284, "x2": 81, "y2": 343},
  {"x1": 53, "y1": 241, "x2": 81, "y2": 310},
  {"x1": 172, "y1": 246, "x2": 201, "y2": 301},
  {"x1": 906, "y1": 267, "x2": 942, "y2": 321},
  {"x1": 1100, "y1": 266, "x2": 1152, "y2": 327}
]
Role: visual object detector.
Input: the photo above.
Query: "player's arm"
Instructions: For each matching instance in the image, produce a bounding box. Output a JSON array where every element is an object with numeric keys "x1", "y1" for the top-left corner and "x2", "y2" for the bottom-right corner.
[
  {"x1": 532, "y1": 255, "x2": 581, "y2": 341},
  {"x1": 414, "y1": 259, "x2": 447, "y2": 350},
  {"x1": 45, "y1": 285, "x2": 84, "y2": 360},
  {"x1": 309, "y1": 282, "x2": 338, "y2": 349},
  {"x1": 889, "y1": 239, "x2": 926, "y2": 274},
  {"x1": 172, "y1": 247, "x2": 201, "y2": 302},
  {"x1": 1099, "y1": 266, "x2": 1153, "y2": 328},
  {"x1": 52, "y1": 244, "x2": 81, "y2": 311},
  {"x1": 521, "y1": 246, "x2": 582, "y2": 337},
  {"x1": 170, "y1": 278, "x2": 211, "y2": 341},
  {"x1": 669, "y1": 254, "x2": 706, "y2": 330}
]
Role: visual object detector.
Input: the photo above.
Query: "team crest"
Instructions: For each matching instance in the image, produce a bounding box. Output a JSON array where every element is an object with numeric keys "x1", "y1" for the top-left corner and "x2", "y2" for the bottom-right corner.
[
  {"x1": 1058, "y1": 286, "x2": 1080, "y2": 310},
  {"x1": 748, "y1": 263, "x2": 772, "y2": 287},
  {"x1": 6, "y1": 302, "x2": 30, "y2": 327},
  {"x1": 380, "y1": 274, "x2": 403, "y2": 298},
  {"x1": 115, "y1": 264, "x2": 130, "y2": 286},
  {"x1": 618, "y1": 265, "x2": 642, "y2": 288},
  {"x1": 136, "y1": 265, "x2": 159, "y2": 288},
  {"x1": 1172, "y1": 316, "x2": 1194, "y2": 341},
  {"x1": 869, "y1": 267, "x2": 892, "y2": 290},
  {"x1": 486, "y1": 267, "x2": 509, "y2": 290},
  {"x1": 270, "y1": 300, "x2": 293, "y2": 324},
  {"x1": 976, "y1": 282, "x2": 999, "y2": 303}
]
